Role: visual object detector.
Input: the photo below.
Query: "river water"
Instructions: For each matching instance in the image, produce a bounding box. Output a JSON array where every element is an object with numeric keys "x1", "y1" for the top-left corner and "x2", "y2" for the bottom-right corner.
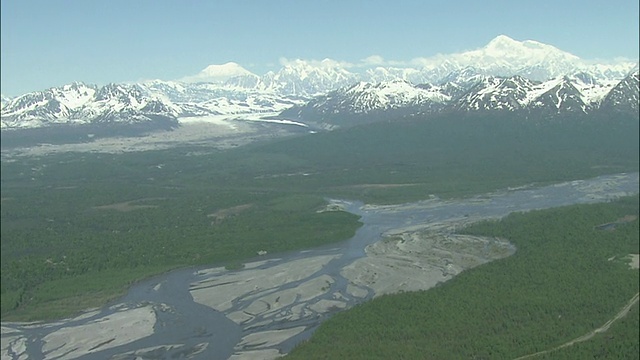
[{"x1": 1, "y1": 172, "x2": 638, "y2": 360}]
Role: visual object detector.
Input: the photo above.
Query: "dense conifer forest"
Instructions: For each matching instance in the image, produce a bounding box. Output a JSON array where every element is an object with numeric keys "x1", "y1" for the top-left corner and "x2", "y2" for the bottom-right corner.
[{"x1": 286, "y1": 196, "x2": 639, "y2": 359}]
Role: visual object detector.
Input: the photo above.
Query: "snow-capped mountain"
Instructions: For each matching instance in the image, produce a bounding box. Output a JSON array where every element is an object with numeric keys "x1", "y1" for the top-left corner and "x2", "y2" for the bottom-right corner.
[
  {"x1": 0, "y1": 83, "x2": 178, "y2": 129},
  {"x1": 599, "y1": 68, "x2": 640, "y2": 114},
  {"x1": 364, "y1": 67, "x2": 431, "y2": 85},
  {"x1": 179, "y1": 62, "x2": 257, "y2": 84},
  {"x1": 215, "y1": 36, "x2": 636, "y2": 97},
  {"x1": 281, "y1": 80, "x2": 449, "y2": 125},
  {"x1": 413, "y1": 35, "x2": 636, "y2": 83},
  {"x1": 2, "y1": 35, "x2": 637, "y2": 131},
  {"x1": 137, "y1": 80, "x2": 304, "y2": 115},
  {"x1": 449, "y1": 35, "x2": 582, "y2": 80},
  {"x1": 568, "y1": 72, "x2": 620, "y2": 107},
  {"x1": 450, "y1": 76, "x2": 537, "y2": 112},
  {"x1": 223, "y1": 59, "x2": 360, "y2": 97},
  {"x1": 526, "y1": 77, "x2": 591, "y2": 114},
  {"x1": 0, "y1": 79, "x2": 309, "y2": 130},
  {"x1": 1, "y1": 94, "x2": 12, "y2": 110},
  {"x1": 264, "y1": 59, "x2": 358, "y2": 96},
  {"x1": 281, "y1": 71, "x2": 638, "y2": 126},
  {"x1": 452, "y1": 74, "x2": 596, "y2": 114}
]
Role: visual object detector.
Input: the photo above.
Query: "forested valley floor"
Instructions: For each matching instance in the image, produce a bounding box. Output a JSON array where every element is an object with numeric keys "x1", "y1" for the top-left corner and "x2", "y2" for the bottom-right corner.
[{"x1": 1, "y1": 112, "x2": 638, "y2": 322}]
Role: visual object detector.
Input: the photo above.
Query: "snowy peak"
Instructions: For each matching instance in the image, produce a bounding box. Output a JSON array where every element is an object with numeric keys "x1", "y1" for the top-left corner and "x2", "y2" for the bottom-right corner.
[
  {"x1": 196, "y1": 58, "x2": 361, "y2": 96},
  {"x1": 135, "y1": 79, "x2": 304, "y2": 118},
  {"x1": 483, "y1": 35, "x2": 578, "y2": 61},
  {"x1": 94, "y1": 83, "x2": 144, "y2": 105},
  {"x1": 180, "y1": 62, "x2": 256, "y2": 83},
  {"x1": 0, "y1": 96, "x2": 11, "y2": 113},
  {"x1": 224, "y1": 73, "x2": 263, "y2": 90},
  {"x1": 453, "y1": 76, "x2": 537, "y2": 111},
  {"x1": 202, "y1": 62, "x2": 253, "y2": 77},
  {"x1": 283, "y1": 71, "x2": 637, "y2": 127},
  {"x1": 2, "y1": 82, "x2": 97, "y2": 121},
  {"x1": 262, "y1": 59, "x2": 359, "y2": 96},
  {"x1": 527, "y1": 77, "x2": 590, "y2": 114},
  {"x1": 412, "y1": 35, "x2": 636, "y2": 83},
  {"x1": 48, "y1": 82, "x2": 97, "y2": 109},
  {"x1": 3, "y1": 36, "x2": 638, "y2": 131},
  {"x1": 341, "y1": 80, "x2": 449, "y2": 110},
  {"x1": 567, "y1": 72, "x2": 618, "y2": 106},
  {"x1": 1, "y1": 82, "x2": 177, "y2": 129},
  {"x1": 447, "y1": 74, "x2": 596, "y2": 115},
  {"x1": 599, "y1": 68, "x2": 640, "y2": 114},
  {"x1": 167, "y1": 35, "x2": 636, "y2": 96},
  {"x1": 280, "y1": 79, "x2": 451, "y2": 125},
  {"x1": 485, "y1": 34, "x2": 521, "y2": 49},
  {"x1": 365, "y1": 67, "x2": 430, "y2": 85},
  {"x1": 452, "y1": 35, "x2": 582, "y2": 80}
]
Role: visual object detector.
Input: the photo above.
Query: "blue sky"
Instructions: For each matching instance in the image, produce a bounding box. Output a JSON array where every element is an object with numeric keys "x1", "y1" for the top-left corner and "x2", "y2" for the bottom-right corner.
[{"x1": 1, "y1": 0, "x2": 639, "y2": 96}]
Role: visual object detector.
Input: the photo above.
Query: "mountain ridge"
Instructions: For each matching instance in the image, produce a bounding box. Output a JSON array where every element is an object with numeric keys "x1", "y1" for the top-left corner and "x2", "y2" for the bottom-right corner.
[
  {"x1": 281, "y1": 68, "x2": 639, "y2": 128},
  {"x1": 2, "y1": 35, "x2": 638, "y2": 132}
]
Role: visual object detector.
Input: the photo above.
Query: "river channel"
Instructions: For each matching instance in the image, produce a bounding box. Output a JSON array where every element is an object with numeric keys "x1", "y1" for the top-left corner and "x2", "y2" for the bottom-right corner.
[{"x1": 1, "y1": 172, "x2": 638, "y2": 360}]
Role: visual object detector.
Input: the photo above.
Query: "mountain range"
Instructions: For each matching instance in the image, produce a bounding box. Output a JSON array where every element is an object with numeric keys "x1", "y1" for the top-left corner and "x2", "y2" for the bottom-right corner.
[{"x1": 1, "y1": 35, "x2": 638, "y2": 132}]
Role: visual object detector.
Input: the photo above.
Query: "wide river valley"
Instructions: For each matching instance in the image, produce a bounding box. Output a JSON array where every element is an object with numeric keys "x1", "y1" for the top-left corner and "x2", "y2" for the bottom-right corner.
[{"x1": 1, "y1": 172, "x2": 638, "y2": 360}]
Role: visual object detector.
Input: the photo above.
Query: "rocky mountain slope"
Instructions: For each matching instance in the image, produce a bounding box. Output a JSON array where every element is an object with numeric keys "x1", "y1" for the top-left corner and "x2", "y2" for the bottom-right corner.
[
  {"x1": 599, "y1": 67, "x2": 640, "y2": 114},
  {"x1": 282, "y1": 69, "x2": 639, "y2": 127}
]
